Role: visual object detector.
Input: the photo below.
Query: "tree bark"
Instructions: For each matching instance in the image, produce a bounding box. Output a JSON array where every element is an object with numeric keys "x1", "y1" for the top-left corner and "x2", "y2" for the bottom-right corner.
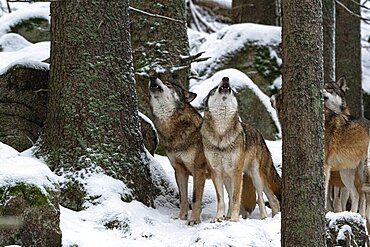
[
  {"x1": 281, "y1": 1, "x2": 326, "y2": 246},
  {"x1": 323, "y1": 0, "x2": 336, "y2": 82},
  {"x1": 130, "y1": 0, "x2": 190, "y2": 118},
  {"x1": 41, "y1": 0, "x2": 160, "y2": 206},
  {"x1": 336, "y1": 0, "x2": 363, "y2": 117},
  {"x1": 232, "y1": 0, "x2": 279, "y2": 26}
]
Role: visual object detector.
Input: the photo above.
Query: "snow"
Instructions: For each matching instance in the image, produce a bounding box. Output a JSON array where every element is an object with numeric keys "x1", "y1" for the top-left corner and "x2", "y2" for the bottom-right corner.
[
  {"x1": 189, "y1": 23, "x2": 281, "y2": 79},
  {"x1": 0, "y1": 33, "x2": 32, "y2": 52},
  {"x1": 0, "y1": 41, "x2": 50, "y2": 75},
  {"x1": 0, "y1": 143, "x2": 58, "y2": 194},
  {"x1": 0, "y1": 3, "x2": 50, "y2": 36}
]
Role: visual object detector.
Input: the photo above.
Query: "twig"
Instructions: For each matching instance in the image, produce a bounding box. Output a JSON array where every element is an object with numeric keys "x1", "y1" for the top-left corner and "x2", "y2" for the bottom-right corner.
[
  {"x1": 128, "y1": 6, "x2": 184, "y2": 24},
  {"x1": 350, "y1": 0, "x2": 370, "y2": 10},
  {"x1": 336, "y1": 0, "x2": 370, "y2": 24},
  {"x1": 189, "y1": 0, "x2": 216, "y2": 33}
]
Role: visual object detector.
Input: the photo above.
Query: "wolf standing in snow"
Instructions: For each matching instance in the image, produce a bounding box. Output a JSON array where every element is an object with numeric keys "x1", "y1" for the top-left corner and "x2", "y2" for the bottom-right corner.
[
  {"x1": 201, "y1": 77, "x2": 281, "y2": 221},
  {"x1": 323, "y1": 77, "x2": 368, "y2": 214},
  {"x1": 148, "y1": 76, "x2": 258, "y2": 224}
]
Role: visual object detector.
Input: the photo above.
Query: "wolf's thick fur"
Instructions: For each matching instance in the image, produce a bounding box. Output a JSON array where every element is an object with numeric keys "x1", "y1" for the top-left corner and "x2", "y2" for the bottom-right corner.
[
  {"x1": 201, "y1": 77, "x2": 281, "y2": 221},
  {"x1": 148, "y1": 77, "x2": 256, "y2": 224},
  {"x1": 270, "y1": 86, "x2": 363, "y2": 213},
  {"x1": 323, "y1": 77, "x2": 369, "y2": 214}
]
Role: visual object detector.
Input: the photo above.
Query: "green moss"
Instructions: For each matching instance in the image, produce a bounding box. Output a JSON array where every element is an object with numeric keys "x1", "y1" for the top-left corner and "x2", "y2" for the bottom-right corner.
[
  {"x1": 0, "y1": 183, "x2": 48, "y2": 207},
  {"x1": 60, "y1": 179, "x2": 86, "y2": 211},
  {"x1": 254, "y1": 46, "x2": 280, "y2": 82}
]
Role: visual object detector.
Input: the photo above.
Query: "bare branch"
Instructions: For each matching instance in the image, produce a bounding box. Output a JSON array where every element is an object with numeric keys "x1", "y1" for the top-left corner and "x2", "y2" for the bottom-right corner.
[
  {"x1": 350, "y1": 0, "x2": 370, "y2": 10},
  {"x1": 336, "y1": 0, "x2": 370, "y2": 24},
  {"x1": 128, "y1": 6, "x2": 184, "y2": 24}
]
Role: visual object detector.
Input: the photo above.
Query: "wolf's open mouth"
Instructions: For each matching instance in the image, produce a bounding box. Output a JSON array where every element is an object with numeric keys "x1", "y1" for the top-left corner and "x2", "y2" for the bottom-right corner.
[{"x1": 149, "y1": 77, "x2": 163, "y2": 92}]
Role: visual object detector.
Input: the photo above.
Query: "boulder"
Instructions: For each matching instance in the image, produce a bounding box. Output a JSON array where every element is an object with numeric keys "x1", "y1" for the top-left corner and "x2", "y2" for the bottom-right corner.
[
  {"x1": 236, "y1": 87, "x2": 278, "y2": 140},
  {"x1": 326, "y1": 212, "x2": 368, "y2": 247},
  {"x1": 0, "y1": 143, "x2": 61, "y2": 246},
  {"x1": 9, "y1": 17, "x2": 50, "y2": 43},
  {"x1": 0, "y1": 65, "x2": 49, "y2": 152}
]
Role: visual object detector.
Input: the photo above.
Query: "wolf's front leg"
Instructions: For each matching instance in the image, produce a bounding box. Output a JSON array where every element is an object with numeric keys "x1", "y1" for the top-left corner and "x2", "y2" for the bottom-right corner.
[
  {"x1": 228, "y1": 172, "x2": 243, "y2": 221},
  {"x1": 174, "y1": 166, "x2": 189, "y2": 220},
  {"x1": 211, "y1": 171, "x2": 225, "y2": 222},
  {"x1": 188, "y1": 167, "x2": 206, "y2": 226}
]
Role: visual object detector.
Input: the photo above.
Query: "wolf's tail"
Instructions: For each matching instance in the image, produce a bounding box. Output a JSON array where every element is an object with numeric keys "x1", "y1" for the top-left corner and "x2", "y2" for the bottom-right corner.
[
  {"x1": 269, "y1": 162, "x2": 282, "y2": 204},
  {"x1": 240, "y1": 174, "x2": 256, "y2": 216}
]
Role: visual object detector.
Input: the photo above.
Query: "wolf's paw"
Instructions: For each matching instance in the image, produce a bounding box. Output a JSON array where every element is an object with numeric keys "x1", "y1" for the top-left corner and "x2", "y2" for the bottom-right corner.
[
  {"x1": 211, "y1": 216, "x2": 224, "y2": 223},
  {"x1": 187, "y1": 218, "x2": 200, "y2": 226},
  {"x1": 177, "y1": 212, "x2": 188, "y2": 220}
]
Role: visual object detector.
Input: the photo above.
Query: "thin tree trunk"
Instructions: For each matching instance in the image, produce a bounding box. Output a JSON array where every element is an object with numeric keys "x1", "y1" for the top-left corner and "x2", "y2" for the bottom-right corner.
[
  {"x1": 336, "y1": 0, "x2": 363, "y2": 117},
  {"x1": 232, "y1": 0, "x2": 279, "y2": 26},
  {"x1": 281, "y1": 0, "x2": 326, "y2": 246},
  {"x1": 323, "y1": 0, "x2": 336, "y2": 82},
  {"x1": 41, "y1": 0, "x2": 160, "y2": 206}
]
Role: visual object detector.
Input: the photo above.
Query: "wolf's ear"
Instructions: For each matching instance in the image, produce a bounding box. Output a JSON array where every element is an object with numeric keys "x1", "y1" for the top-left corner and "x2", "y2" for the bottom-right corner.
[
  {"x1": 186, "y1": 92, "x2": 197, "y2": 103},
  {"x1": 337, "y1": 76, "x2": 349, "y2": 92}
]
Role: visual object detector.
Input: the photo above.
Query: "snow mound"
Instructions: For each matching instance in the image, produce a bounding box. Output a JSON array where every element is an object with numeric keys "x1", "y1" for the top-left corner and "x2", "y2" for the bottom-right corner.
[
  {"x1": 0, "y1": 41, "x2": 50, "y2": 74},
  {"x1": 0, "y1": 142, "x2": 58, "y2": 193},
  {"x1": 0, "y1": 4, "x2": 50, "y2": 36},
  {"x1": 0, "y1": 33, "x2": 32, "y2": 52}
]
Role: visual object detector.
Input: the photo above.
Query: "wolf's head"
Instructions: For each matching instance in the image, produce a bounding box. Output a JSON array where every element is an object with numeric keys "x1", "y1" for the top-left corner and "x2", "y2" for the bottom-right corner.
[
  {"x1": 323, "y1": 76, "x2": 349, "y2": 114},
  {"x1": 149, "y1": 76, "x2": 196, "y2": 119},
  {"x1": 203, "y1": 77, "x2": 238, "y2": 116}
]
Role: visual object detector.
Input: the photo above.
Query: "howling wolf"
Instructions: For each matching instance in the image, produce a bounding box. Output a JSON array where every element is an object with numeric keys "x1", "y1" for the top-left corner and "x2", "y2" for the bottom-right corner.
[{"x1": 201, "y1": 77, "x2": 280, "y2": 221}]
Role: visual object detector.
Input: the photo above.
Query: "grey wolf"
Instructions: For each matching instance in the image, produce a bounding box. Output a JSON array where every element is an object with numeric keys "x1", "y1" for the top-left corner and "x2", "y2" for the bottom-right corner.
[
  {"x1": 201, "y1": 77, "x2": 280, "y2": 221},
  {"x1": 148, "y1": 76, "x2": 256, "y2": 224}
]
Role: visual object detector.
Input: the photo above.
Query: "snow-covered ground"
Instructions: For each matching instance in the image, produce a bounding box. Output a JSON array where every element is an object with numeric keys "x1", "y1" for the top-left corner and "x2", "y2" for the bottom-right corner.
[{"x1": 1, "y1": 0, "x2": 370, "y2": 246}]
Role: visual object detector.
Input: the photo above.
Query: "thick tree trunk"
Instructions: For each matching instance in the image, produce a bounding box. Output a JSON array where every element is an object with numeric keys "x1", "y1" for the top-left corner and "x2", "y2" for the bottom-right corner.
[
  {"x1": 323, "y1": 0, "x2": 336, "y2": 82},
  {"x1": 232, "y1": 0, "x2": 279, "y2": 26},
  {"x1": 336, "y1": 0, "x2": 362, "y2": 117},
  {"x1": 130, "y1": 0, "x2": 190, "y2": 118},
  {"x1": 41, "y1": 0, "x2": 160, "y2": 206},
  {"x1": 281, "y1": 1, "x2": 326, "y2": 246}
]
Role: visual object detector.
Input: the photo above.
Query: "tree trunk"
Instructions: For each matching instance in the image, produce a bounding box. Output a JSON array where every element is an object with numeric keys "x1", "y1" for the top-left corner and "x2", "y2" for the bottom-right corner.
[
  {"x1": 130, "y1": 0, "x2": 190, "y2": 118},
  {"x1": 41, "y1": 0, "x2": 160, "y2": 206},
  {"x1": 232, "y1": 0, "x2": 279, "y2": 26},
  {"x1": 336, "y1": 0, "x2": 362, "y2": 117},
  {"x1": 281, "y1": 1, "x2": 326, "y2": 246},
  {"x1": 323, "y1": 0, "x2": 336, "y2": 82}
]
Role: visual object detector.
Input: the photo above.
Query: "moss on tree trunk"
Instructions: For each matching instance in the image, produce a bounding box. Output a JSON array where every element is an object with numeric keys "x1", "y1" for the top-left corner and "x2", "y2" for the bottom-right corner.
[{"x1": 40, "y1": 0, "x2": 160, "y2": 206}]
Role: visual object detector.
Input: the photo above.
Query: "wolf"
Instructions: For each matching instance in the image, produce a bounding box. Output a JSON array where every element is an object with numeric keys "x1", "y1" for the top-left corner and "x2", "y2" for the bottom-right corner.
[
  {"x1": 201, "y1": 77, "x2": 281, "y2": 221},
  {"x1": 271, "y1": 78, "x2": 366, "y2": 213},
  {"x1": 323, "y1": 76, "x2": 369, "y2": 214},
  {"x1": 148, "y1": 76, "x2": 257, "y2": 224}
]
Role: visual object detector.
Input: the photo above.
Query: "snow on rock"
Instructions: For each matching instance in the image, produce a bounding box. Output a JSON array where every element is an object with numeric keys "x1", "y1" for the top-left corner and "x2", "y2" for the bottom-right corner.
[
  {"x1": 190, "y1": 23, "x2": 281, "y2": 78},
  {"x1": 0, "y1": 142, "x2": 58, "y2": 194},
  {"x1": 0, "y1": 33, "x2": 32, "y2": 52},
  {"x1": 0, "y1": 41, "x2": 50, "y2": 74},
  {"x1": 0, "y1": 3, "x2": 50, "y2": 36},
  {"x1": 190, "y1": 68, "x2": 281, "y2": 136}
]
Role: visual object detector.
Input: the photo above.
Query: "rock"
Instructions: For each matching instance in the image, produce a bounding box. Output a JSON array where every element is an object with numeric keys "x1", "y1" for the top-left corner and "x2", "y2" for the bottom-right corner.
[
  {"x1": 9, "y1": 17, "x2": 50, "y2": 43},
  {"x1": 0, "y1": 65, "x2": 49, "y2": 151},
  {"x1": 326, "y1": 212, "x2": 368, "y2": 247},
  {"x1": 0, "y1": 143, "x2": 61, "y2": 247},
  {"x1": 236, "y1": 87, "x2": 278, "y2": 140}
]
